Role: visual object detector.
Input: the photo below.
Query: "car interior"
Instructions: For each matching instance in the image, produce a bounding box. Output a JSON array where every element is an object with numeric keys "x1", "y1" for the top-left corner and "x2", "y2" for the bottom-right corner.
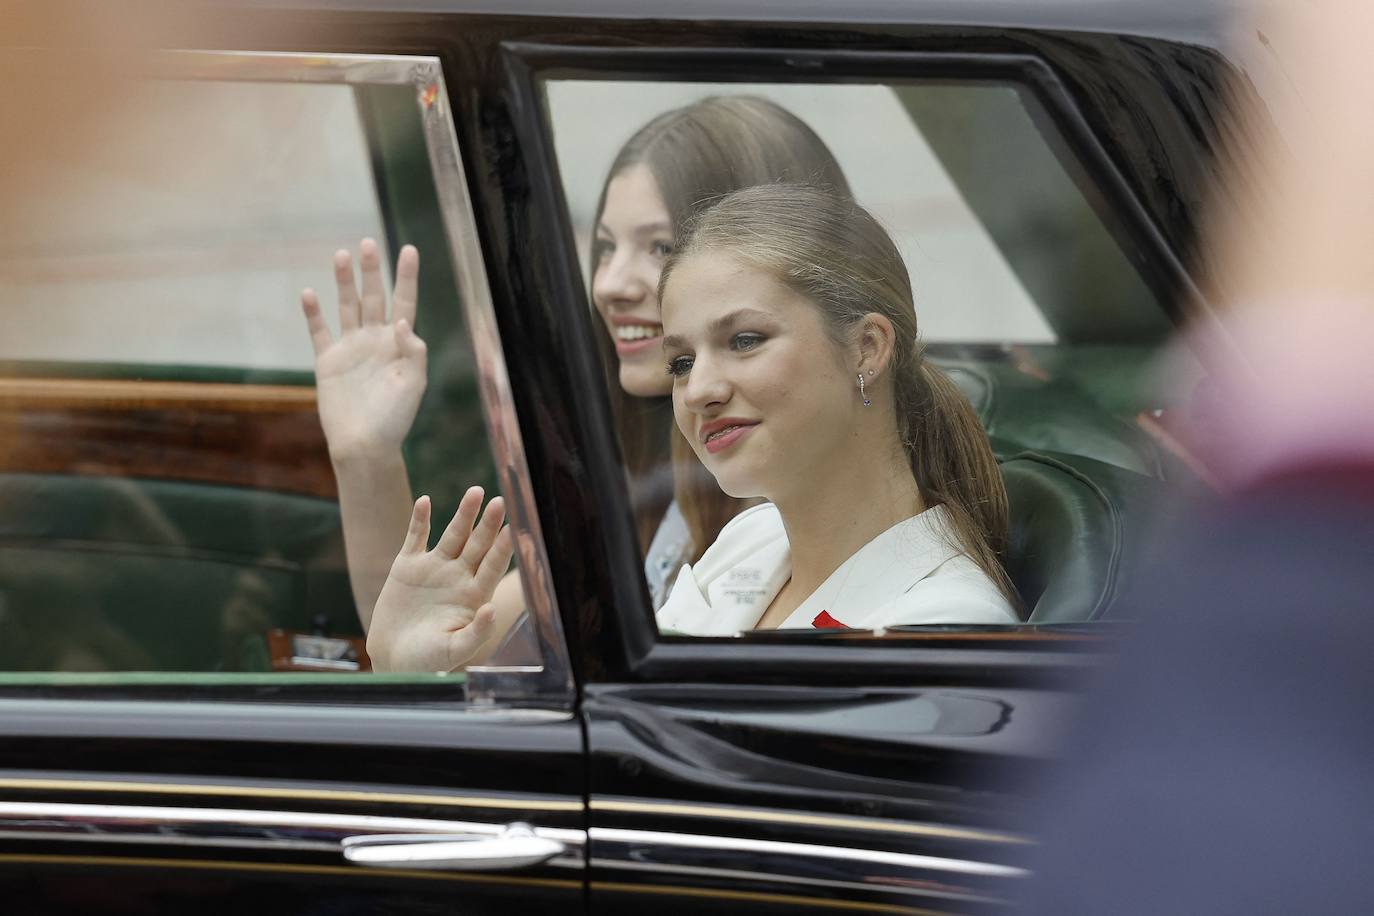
[{"x1": 0, "y1": 70, "x2": 1207, "y2": 674}]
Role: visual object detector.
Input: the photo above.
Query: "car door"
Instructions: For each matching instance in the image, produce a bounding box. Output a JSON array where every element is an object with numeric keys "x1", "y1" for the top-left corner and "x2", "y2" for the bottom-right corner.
[
  {"x1": 478, "y1": 19, "x2": 1234, "y2": 914},
  {"x1": 0, "y1": 41, "x2": 586, "y2": 914}
]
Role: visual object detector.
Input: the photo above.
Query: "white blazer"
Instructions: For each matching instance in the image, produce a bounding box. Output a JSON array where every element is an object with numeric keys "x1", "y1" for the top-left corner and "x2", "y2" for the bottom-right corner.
[{"x1": 657, "y1": 503, "x2": 1019, "y2": 636}]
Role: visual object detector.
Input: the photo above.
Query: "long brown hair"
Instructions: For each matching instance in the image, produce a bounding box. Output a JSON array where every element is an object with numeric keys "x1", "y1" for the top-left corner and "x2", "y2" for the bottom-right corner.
[
  {"x1": 589, "y1": 97, "x2": 850, "y2": 557},
  {"x1": 658, "y1": 184, "x2": 1017, "y2": 606}
]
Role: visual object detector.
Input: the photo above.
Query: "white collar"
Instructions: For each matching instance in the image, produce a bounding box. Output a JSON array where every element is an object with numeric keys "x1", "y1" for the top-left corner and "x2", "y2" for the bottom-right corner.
[{"x1": 657, "y1": 504, "x2": 963, "y2": 636}]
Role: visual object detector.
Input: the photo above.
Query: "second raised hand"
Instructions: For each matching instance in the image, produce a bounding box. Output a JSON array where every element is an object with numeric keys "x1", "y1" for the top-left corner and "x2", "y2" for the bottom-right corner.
[
  {"x1": 367, "y1": 488, "x2": 516, "y2": 673},
  {"x1": 301, "y1": 239, "x2": 428, "y2": 460}
]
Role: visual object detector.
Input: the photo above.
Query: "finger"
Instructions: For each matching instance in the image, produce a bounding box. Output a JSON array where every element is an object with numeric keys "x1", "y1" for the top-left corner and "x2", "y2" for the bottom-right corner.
[
  {"x1": 445, "y1": 603, "x2": 496, "y2": 671},
  {"x1": 333, "y1": 249, "x2": 361, "y2": 331},
  {"x1": 300, "y1": 288, "x2": 334, "y2": 355},
  {"x1": 394, "y1": 319, "x2": 428, "y2": 365},
  {"x1": 392, "y1": 244, "x2": 419, "y2": 327},
  {"x1": 358, "y1": 237, "x2": 386, "y2": 325},
  {"x1": 434, "y1": 486, "x2": 485, "y2": 559},
  {"x1": 400, "y1": 496, "x2": 431, "y2": 555},
  {"x1": 461, "y1": 496, "x2": 507, "y2": 569},
  {"x1": 475, "y1": 525, "x2": 515, "y2": 593}
]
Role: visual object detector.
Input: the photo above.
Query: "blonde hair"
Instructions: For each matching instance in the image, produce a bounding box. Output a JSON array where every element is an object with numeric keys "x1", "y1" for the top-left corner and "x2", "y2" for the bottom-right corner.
[
  {"x1": 590, "y1": 97, "x2": 851, "y2": 558},
  {"x1": 659, "y1": 184, "x2": 1019, "y2": 608}
]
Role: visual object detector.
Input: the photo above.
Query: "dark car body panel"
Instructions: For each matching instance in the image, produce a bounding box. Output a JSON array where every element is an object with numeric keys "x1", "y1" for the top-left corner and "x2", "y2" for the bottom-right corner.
[{"x1": 0, "y1": 701, "x2": 586, "y2": 913}]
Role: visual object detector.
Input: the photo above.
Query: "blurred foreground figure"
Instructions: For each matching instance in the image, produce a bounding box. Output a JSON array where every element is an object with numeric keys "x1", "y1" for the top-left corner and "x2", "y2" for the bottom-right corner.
[{"x1": 1022, "y1": 1, "x2": 1374, "y2": 912}]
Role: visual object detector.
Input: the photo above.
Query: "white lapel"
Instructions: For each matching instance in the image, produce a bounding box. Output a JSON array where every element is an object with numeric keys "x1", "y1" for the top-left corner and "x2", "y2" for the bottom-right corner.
[
  {"x1": 655, "y1": 504, "x2": 791, "y2": 636},
  {"x1": 657, "y1": 504, "x2": 964, "y2": 635},
  {"x1": 780, "y1": 505, "x2": 962, "y2": 630}
]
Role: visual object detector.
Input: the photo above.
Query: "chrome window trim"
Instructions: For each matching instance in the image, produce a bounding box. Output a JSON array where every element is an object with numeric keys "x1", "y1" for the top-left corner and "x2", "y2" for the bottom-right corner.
[
  {"x1": 0, "y1": 801, "x2": 584, "y2": 869},
  {"x1": 0, "y1": 699, "x2": 573, "y2": 745},
  {"x1": 123, "y1": 49, "x2": 574, "y2": 702}
]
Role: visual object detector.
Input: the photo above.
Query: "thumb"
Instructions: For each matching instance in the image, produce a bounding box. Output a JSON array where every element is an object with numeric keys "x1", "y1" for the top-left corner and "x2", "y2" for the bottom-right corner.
[
  {"x1": 469, "y1": 604, "x2": 496, "y2": 637},
  {"x1": 395, "y1": 318, "x2": 428, "y2": 362},
  {"x1": 446, "y1": 603, "x2": 497, "y2": 670}
]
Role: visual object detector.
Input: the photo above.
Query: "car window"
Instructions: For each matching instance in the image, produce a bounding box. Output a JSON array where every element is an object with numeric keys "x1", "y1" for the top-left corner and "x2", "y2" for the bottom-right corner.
[
  {"x1": 0, "y1": 51, "x2": 570, "y2": 700},
  {"x1": 550, "y1": 80, "x2": 1058, "y2": 345},
  {"x1": 541, "y1": 73, "x2": 1201, "y2": 637}
]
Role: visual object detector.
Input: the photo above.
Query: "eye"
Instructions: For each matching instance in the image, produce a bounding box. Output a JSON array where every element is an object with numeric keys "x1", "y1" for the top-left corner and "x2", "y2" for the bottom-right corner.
[
  {"x1": 650, "y1": 239, "x2": 673, "y2": 259},
  {"x1": 731, "y1": 332, "x2": 765, "y2": 352},
  {"x1": 666, "y1": 355, "x2": 694, "y2": 378},
  {"x1": 592, "y1": 238, "x2": 614, "y2": 262}
]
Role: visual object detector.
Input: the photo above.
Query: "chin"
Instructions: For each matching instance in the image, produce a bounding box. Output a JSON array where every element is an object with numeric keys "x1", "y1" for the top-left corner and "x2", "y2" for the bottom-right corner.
[
  {"x1": 708, "y1": 468, "x2": 767, "y2": 501},
  {"x1": 618, "y1": 363, "x2": 671, "y2": 399}
]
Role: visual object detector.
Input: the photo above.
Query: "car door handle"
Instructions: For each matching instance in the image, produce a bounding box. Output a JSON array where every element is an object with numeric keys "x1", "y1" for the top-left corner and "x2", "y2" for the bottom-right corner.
[{"x1": 341, "y1": 823, "x2": 566, "y2": 871}]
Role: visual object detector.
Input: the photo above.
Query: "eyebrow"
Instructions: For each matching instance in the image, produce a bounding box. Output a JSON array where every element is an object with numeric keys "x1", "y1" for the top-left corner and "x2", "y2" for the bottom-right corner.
[
  {"x1": 596, "y1": 220, "x2": 672, "y2": 238},
  {"x1": 662, "y1": 308, "x2": 773, "y2": 352}
]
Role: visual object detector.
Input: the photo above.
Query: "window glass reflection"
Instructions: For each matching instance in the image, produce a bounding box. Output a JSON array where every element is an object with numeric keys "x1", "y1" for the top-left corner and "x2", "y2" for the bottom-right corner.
[
  {"x1": 544, "y1": 78, "x2": 1193, "y2": 633},
  {"x1": 0, "y1": 72, "x2": 506, "y2": 676}
]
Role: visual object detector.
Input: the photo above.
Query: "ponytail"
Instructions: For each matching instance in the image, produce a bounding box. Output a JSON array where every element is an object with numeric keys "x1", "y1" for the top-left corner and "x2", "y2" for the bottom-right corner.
[{"x1": 902, "y1": 361, "x2": 1019, "y2": 610}]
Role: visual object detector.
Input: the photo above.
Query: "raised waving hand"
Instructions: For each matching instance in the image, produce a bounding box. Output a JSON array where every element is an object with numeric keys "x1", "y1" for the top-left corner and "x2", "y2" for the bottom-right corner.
[
  {"x1": 301, "y1": 239, "x2": 429, "y2": 630},
  {"x1": 302, "y1": 238, "x2": 428, "y2": 460},
  {"x1": 367, "y1": 488, "x2": 515, "y2": 673}
]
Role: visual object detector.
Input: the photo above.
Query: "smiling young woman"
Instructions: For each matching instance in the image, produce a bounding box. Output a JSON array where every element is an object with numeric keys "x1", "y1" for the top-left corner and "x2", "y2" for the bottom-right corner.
[
  {"x1": 655, "y1": 185, "x2": 1020, "y2": 634},
  {"x1": 586, "y1": 96, "x2": 853, "y2": 602},
  {"x1": 307, "y1": 97, "x2": 855, "y2": 670}
]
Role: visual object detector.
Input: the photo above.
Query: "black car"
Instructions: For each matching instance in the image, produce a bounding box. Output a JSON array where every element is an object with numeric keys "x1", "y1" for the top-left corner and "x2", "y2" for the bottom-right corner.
[{"x1": 0, "y1": 1, "x2": 1254, "y2": 912}]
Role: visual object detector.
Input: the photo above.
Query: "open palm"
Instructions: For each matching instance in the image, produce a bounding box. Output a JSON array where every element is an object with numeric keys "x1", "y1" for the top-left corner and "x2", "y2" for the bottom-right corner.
[
  {"x1": 302, "y1": 239, "x2": 428, "y2": 459},
  {"x1": 367, "y1": 488, "x2": 514, "y2": 673}
]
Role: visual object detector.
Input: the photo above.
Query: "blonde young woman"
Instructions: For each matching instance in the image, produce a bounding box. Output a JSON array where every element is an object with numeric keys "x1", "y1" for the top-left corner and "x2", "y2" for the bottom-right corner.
[
  {"x1": 302, "y1": 98, "x2": 851, "y2": 669},
  {"x1": 366, "y1": 185, "x2": 1017, "y2": 670},
  {"x1": 654, "y1": 185, "x2": 1018, "y2": 632}
]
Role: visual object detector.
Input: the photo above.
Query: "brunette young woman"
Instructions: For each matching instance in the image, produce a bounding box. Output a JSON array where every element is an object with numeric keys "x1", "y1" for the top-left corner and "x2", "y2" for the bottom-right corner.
[
  {"x1": 365, "y1": 184, "x2": 1018, "y2": 670},
  {"x1": 301, "y1": 97, "x2": 851, "y2": 669}
]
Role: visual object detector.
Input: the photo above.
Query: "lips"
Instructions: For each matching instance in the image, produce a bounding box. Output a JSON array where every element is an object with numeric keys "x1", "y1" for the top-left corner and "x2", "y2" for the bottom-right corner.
[{"x1": 699, "y1": 418, "x2": 759, "y2": 455}]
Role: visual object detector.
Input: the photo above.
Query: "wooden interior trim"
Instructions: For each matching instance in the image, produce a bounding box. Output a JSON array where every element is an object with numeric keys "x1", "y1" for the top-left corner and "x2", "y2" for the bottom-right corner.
[
  {"x1": 0, "y1": 377, "x2": 336, "y2": 498},
  {"x1": 0, "y1": 378, "x2": 317, "y2": 413}
]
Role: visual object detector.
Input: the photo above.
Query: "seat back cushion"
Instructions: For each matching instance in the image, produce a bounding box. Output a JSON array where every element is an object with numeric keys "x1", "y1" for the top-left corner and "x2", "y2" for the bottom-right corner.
[
  {"x1": 1002, "y1": 452, "x2": 1160, "y2": 623},
  {"x1": 0, "y1": 473, "x2": 356, "y2": 672}
]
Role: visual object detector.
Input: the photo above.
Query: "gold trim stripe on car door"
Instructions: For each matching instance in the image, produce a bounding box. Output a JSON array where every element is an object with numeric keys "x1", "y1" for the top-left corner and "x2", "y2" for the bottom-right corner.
[{"x1": 0, "y1": 776, "x2": 582, "y2": 812}]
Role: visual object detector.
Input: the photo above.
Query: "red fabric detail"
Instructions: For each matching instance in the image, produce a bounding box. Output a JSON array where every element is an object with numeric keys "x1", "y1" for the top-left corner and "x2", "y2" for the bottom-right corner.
[{"x1": 812, "y1": 610, "x2": 847, "y2": 629}]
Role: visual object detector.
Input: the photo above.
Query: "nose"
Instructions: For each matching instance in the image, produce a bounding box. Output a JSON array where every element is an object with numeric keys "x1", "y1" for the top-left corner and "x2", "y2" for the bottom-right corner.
[
  {"x1": 592, "y1": 247, "x2": 650, "y2": 309},
  {"x1": 680, "y1": 353, "x2": 731, "y2": 417}
]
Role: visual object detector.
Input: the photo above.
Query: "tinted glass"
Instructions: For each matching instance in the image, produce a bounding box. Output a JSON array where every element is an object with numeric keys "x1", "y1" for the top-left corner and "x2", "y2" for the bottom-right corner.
[
  {"x1": 543, "y1": 77, "x2": 1197, "y2": 637},
  {"x1": 0, "y1": 56, "x2": 566, "y2": 694}
]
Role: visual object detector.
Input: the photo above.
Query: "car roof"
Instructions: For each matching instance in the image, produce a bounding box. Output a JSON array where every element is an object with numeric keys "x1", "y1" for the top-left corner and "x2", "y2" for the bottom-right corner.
[{"x1": 249, "y1": 0, "x2": 1238, "y2": 47}]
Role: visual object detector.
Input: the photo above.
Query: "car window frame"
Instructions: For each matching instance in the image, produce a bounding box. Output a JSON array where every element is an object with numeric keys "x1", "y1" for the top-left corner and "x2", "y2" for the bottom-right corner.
[
  {"x1": 501, "y1": 40, "x2": 1208, "y2": 687},
  {"x1": 0, "y1": 47, "x2": 575, "y2": 709}
]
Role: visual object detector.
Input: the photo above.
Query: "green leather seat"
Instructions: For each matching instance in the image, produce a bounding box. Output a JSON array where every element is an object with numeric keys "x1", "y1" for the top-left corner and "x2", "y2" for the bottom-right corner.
[
  {"x1": 1001, "y1": 451, "x2": 1161, "y2": 623},
  {"x1": 0, "y1": 473, "x2": 357, "y2": 672},
  {"x1": 939, "y1": 358, "x2": 1168, "y2": 478}
]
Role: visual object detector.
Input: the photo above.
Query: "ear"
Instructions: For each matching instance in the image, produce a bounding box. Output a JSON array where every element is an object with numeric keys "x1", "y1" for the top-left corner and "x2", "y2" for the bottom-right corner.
[{"x1": 854, "y1": 313, "x2": 897, "y2": 380}]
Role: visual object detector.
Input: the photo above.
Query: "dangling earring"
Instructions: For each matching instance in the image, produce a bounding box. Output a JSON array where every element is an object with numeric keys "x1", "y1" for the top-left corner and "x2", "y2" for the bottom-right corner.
[{"x1": 857, "y1": 373, "x2": 871, "y2": 407}]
